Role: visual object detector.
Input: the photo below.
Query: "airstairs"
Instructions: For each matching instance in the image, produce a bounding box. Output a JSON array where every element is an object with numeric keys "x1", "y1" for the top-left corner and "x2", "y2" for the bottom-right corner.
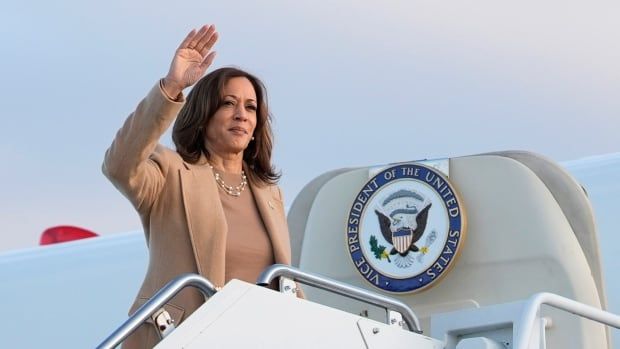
[
  {"x1": 98, "y1": 151, "x2": 620, "y2": 348},
  {"x1": 97, "y1": 265, "x2": 620, "y2": 348}
]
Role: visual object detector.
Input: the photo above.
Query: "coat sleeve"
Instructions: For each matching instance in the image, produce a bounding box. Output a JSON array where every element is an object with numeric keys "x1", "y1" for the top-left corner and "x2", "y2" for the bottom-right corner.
[{"x1": 102, "y1": 81, "x2": 185, "y2": 214}]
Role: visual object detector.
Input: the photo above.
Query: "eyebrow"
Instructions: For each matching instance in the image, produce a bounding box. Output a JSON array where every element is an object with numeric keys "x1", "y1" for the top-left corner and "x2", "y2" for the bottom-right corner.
[{"x1": 223, "y1": 94, "x2": 257, "y2": 103}]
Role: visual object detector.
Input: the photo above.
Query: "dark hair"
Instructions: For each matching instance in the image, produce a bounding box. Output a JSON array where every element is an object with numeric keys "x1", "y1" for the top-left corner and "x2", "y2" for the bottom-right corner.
[{"x1": 172, "y1": 67, "x2": 280, "y2": 185}]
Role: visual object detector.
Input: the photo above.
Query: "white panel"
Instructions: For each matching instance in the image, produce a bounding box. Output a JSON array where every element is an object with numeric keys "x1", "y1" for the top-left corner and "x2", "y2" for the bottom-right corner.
[
  {"x1": 456, "y1": 337, "x2": 504, "y2": 349},
  {"x1": 357, "y1": 318, "x2": 443, "y2": 349},
  {"x1": 156, "y1": 280, "x2": 439, "y2": 349}
]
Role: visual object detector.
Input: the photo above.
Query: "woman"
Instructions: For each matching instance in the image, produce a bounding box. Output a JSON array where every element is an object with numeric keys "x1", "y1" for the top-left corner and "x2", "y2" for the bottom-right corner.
[{"x1": 103, "y1": 24, "x2": 295, "y2": 348}]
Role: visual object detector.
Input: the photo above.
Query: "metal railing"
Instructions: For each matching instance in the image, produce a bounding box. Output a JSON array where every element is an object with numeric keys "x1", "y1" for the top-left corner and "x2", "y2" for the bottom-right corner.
[
  {"x1": 514, "y1": 292, "x2": 620, "y2": 349},
  {"x1": 256, "y1": 264, "x2": 422, "y2": 333},
  {"x1": 96, "y1": 274, "x2": 218, "y2": 349}
]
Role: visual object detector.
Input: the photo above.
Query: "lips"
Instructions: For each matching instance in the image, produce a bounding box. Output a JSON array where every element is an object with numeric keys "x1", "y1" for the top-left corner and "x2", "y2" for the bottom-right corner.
[{"x1": 228, "y1": 126, "x2": 248, "y2": 135}]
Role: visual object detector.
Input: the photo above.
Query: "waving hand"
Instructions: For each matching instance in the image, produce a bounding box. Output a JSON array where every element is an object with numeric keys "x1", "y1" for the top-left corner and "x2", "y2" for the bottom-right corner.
[{"x1": 162, "y1": 24, "x2": 219, "y2": 97}]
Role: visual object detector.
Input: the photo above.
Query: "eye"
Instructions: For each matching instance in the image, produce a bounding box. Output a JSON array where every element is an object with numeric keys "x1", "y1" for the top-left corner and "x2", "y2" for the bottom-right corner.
[
  {"x1": 246, "y1": 104, "x2": 257, "y2": 111},
  {"x1": 222, "y1": 99, "x2": 235, "y2": 107}
]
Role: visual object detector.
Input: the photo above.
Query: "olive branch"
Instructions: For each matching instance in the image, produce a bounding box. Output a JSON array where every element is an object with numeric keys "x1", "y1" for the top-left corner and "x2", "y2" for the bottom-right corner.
[{"x1": 369, "y1": 235, "x2": 391, "y2": 263}]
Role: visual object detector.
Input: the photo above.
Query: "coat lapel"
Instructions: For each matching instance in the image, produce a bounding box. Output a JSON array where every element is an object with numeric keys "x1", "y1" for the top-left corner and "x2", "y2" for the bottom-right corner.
[
  {"x1": 179, "y1": 162, "x2": 228, "y2": 287},
  {"x1": 251, "y1": 182, "x2": 291, "y2": 265}
]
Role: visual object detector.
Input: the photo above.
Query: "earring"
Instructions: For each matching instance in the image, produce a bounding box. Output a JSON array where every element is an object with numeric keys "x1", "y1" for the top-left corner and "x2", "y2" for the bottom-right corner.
[{"x1": 251, "y1": 136, "x2": 255, "y2": 141}]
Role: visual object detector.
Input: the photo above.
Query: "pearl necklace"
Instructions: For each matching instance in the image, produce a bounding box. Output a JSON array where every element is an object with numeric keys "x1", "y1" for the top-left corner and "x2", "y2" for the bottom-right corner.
[{"x1": 209, "y1": 165, "x2": 247, "y2": 197}]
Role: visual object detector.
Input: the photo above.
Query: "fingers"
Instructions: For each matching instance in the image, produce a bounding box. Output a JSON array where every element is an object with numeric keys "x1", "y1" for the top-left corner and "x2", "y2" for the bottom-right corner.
[
  {"x1": 186, "y1": 24, "x2": 210, "y2": 50},
  {"x1": 199, "y1": 32, "x2": 218, "y2": 57},
  {"x1": 199, "y1": 51, "x2": 217, "y2": 70},
  {"x1": 177, "y1": 28, "x2": 197, "y2": 50},
  {"x1": 196, "y1": 26, "x2": 218, "y2": 55},
  {"x1": 177, "y1": 24, "x2": 218, "y2": 56}
]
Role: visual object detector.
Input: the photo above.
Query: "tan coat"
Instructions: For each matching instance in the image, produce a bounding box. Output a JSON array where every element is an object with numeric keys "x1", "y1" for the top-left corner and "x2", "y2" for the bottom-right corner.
[{"x1": 103, "y1": 82, "x2": 292, "y2": 348}]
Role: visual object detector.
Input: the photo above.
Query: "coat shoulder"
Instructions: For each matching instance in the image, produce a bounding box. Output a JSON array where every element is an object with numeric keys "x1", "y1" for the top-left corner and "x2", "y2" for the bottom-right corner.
[{"x1": 150, "y1": 144, "x2": 186, "y2": 170}]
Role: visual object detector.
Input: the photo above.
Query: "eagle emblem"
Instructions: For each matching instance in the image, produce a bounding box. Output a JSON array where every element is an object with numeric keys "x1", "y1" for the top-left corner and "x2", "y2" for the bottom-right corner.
[
  {"x1": 346, "y1": 163, "x2": 465, "y2": 293},
  {"x1": 375, "y1": 203, "x2": 432, "y2": 256}
]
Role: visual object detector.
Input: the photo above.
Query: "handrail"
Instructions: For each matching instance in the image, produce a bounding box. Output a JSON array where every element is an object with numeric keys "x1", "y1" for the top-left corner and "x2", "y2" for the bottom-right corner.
[
  {"x1": 256, "y1": 264, "x2": 422, "y2": 333},
  {"x1": 514, "y1": 292, "x2": 620, "y2": 349},
  {"x1": 96, "y1": 273, "x2": 218, "y2": 349}
]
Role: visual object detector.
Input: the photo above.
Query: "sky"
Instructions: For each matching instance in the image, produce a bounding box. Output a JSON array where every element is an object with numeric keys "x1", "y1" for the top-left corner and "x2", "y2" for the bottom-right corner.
[{"x1": 0, "y1": 0, "x2": 618, "y2": 251}]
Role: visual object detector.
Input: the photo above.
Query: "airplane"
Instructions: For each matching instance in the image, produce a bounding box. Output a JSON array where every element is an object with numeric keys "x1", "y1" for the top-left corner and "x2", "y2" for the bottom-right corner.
[{"x1": 1, "y1": 150, "x2": 618, "y2": 348}]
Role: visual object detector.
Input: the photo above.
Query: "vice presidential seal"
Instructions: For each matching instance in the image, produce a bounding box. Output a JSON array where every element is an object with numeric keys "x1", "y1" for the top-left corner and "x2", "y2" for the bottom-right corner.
[{"x1": 346, "y1": 163, "x2": 466, "y2": 293}]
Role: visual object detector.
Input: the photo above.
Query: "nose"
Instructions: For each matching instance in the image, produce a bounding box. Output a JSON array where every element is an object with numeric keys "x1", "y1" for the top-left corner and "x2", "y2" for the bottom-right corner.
[{"x1": 234, "y1": 105, "x2": 248, "y2": 121}]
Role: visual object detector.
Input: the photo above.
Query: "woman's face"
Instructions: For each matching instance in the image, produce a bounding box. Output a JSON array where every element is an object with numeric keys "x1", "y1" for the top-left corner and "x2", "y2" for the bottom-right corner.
[{"x1": 205, "y1": 77, "x2": 258, "y2": 157}]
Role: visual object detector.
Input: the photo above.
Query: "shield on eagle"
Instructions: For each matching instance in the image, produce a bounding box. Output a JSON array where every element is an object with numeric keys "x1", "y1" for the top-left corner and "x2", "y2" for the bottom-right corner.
[
  {"x1": 392, "y1": 228, "x2": 414, "y2": 254},
  {"x1": 375, "y1": 202, "x2": 432, "y2": 257}
]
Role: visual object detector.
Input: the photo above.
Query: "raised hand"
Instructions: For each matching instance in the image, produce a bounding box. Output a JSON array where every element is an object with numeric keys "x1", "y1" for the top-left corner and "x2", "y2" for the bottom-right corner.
[{"x1": 162, "y1": 24, "x2": 219, "y2": 98}]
